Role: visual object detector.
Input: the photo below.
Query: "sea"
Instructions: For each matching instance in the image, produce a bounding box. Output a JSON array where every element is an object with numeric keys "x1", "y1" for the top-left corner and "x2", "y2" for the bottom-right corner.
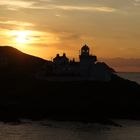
[
  {"x1": 1, "y1": 119, "x2": 140, "y2": 140},
  {"x1": 117, "y1": 72, "x2": 140, "y2": 85},
  {"x1": 0, "y1": 72, "x2": 140, "y2": 140}
]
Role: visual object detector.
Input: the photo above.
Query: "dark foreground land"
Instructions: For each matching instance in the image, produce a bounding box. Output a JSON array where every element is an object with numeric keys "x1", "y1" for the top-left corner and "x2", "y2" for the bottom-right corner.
[
  {"x1": 0, "y1": 75, "x2": 140, "y2": 124},
  {"x1": 0, "y1": 46, "x2": 140, "y2": 124}
]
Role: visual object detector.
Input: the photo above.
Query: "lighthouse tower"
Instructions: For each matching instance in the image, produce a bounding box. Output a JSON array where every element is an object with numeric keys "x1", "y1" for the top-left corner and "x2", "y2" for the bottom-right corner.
[
  {"x1": 81, "y1": 44, "x2": 89, "y2": 56},
  {"x1": 79, "y1": 44, "x2": 97, "y2": 77}
]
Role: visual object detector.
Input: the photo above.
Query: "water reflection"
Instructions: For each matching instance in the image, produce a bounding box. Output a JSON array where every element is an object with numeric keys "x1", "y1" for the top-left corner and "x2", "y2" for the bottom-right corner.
[{"x1": 0, "y1": 120, "x2": 140, "y2": 140}]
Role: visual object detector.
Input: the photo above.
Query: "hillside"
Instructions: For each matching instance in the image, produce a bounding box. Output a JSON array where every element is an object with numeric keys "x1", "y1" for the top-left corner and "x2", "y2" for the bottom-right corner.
[{"x1": 0, "y1": 46, "x2": 47, "y2": 78}]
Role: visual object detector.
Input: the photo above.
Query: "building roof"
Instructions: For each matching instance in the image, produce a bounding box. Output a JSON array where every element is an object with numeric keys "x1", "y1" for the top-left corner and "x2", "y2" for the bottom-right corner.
[{"x1": 81, "y1": 44, "x2": 89, "y2": 50}]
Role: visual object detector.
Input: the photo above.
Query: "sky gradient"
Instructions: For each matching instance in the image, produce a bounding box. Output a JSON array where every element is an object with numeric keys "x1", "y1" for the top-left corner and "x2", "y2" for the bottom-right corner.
[{"x1": 0, "y1": 0, "x2": 140, "y2": 72}]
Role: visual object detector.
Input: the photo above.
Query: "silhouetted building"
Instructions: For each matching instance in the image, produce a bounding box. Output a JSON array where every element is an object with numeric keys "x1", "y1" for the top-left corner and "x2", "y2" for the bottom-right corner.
[
  {"x1": 53, "y1": 53, "x2": 69, "y2": 65},
  {"x1": 38, "y1": 44, "x2": 115, "y2": 81},
  {"x1": 79, "y1": 44, "x2": 97, "y2": 77},
  {"x1": 79, "y1": 44, "x2": 97, "y2": 62}
]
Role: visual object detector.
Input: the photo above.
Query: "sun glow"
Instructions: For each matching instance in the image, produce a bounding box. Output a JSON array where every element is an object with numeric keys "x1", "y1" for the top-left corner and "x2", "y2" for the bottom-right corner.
[
  {"x1": 15, "y1": 32, "x2": 28, "y2": 44},
  {"x1": 13, "y1": 30, "x2": 31, "y2": 44},
  {"x1": 4, "y1": 30, "x2": 35, "y2": 47},
  {"x1": 5, "y1": 30, "x2": 37, "y2": 50}
]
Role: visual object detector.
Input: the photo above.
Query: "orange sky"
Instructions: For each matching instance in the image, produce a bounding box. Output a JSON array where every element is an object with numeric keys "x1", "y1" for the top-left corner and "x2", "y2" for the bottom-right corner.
[{"x1": 0, "y1": 0, "x2": 140, "y2": 72}]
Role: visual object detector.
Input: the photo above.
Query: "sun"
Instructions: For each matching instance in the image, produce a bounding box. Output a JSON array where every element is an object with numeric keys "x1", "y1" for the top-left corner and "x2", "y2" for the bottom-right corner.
[
  {"x1": 15, "y1": 31, "x2": 28, "y2": 44},
  {"x1": 14, "y1": 31, "x2": 30, "y2": 44},
  {"x1": 6, "y1": 30, "x2": 33, "y2": 46}
]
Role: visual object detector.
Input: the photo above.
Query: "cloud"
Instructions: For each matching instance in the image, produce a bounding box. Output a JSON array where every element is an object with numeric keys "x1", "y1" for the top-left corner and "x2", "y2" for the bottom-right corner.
[
  {"x1": 52, "y1": 5, "x2": 116, "y2": 12},
  {"x1": 59, "y1": 32, "x2": 81, "y2": 40},
  {"x1": 133, "y1": 0, "x2": 140, "y2": 6},
  {"x1": 0, "y1": 20, "x2": 34, "y2": 27},
  {"x1": 0, "y1": 0, "x2": 116, "y2": 13},
  {"x1": 0, "y1": 28, "x2": 60, "y2": 46},
  {"x1": 0, "y1": 0, "x2": 139, "y2": 14},
  {"x1": 134, "y1": 0, "x2": 140, "y2": 2},
  {"x1": 0, "y1": 0, "x2": 36, "y2": 10},
  {"x1": 0, "y1": 0, "x2": 53, "y2": 10}
]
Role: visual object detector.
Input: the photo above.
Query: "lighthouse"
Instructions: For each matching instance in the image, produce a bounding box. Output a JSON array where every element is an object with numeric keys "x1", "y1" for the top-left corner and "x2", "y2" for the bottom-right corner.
[{"x1": 79, "y1": 44, "x2": 97, "y2": 77}]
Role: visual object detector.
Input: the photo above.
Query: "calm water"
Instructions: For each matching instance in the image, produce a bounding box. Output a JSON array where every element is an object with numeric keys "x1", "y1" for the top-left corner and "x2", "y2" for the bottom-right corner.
[
  {"x1": 1, "y1": 119, "x2": 140, "y2": 140},
  {"x1": 118, "y1": 72, "x2": 140, "y2": 85}
]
